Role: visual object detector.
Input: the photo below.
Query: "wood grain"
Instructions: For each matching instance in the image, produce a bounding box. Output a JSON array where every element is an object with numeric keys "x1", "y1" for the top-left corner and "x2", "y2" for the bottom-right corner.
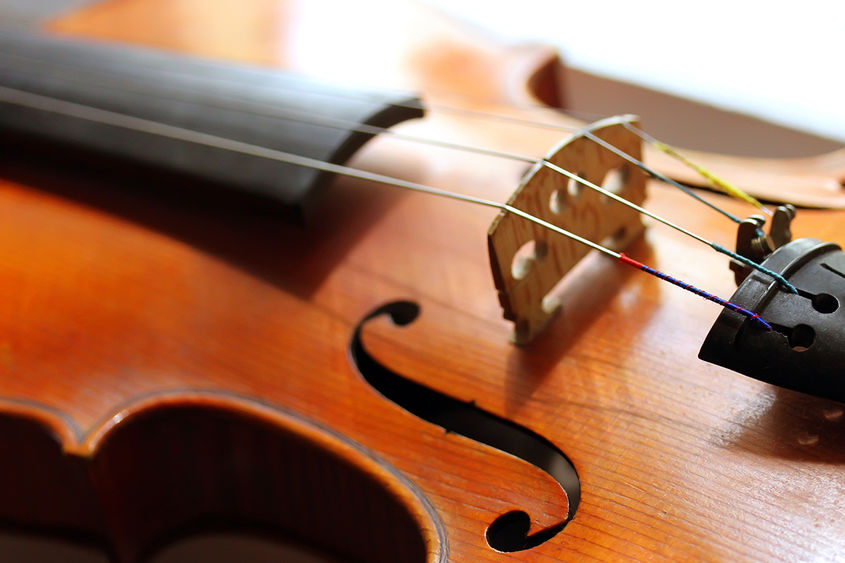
[
  {"x1": 0, "y1": 0, "x2": 840, "y2": 561},
  {"x1": 489, "y1": 116, "x2": 645, "y2": 344}
]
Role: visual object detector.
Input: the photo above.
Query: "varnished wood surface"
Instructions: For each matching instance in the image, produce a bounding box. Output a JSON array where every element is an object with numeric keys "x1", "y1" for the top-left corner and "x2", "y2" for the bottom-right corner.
[{"x1": 0, "y1": 0, "x2": 842, "y2": 561}]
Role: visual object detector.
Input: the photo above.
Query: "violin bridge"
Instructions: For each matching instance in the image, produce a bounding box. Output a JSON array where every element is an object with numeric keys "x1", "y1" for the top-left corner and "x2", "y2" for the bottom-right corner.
[{"x1": 488, "y1": 115, "x2": 647, "y2": 344}]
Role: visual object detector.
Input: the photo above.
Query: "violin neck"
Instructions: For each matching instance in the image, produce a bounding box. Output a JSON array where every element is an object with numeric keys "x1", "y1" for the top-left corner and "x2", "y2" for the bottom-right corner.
[{"x1": 0, "y1": 30, "x2": 423, "y2": 222}]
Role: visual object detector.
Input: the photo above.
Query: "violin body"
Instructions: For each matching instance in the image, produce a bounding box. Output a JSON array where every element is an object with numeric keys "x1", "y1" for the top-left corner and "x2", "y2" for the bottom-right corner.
[{"x1": 1, "y1": 0, "x2": 843, "y2": 561}]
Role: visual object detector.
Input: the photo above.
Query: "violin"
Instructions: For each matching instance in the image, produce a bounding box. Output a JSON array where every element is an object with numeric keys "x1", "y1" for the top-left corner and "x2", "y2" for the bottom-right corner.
[{"x1": 1, "y1": 0, "x2": 843, "y2": 561}]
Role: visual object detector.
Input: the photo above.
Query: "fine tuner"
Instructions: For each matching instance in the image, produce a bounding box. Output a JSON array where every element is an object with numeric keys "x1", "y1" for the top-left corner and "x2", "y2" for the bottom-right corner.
[{"x1": 484, "y1": 118, "x2": 843, "y2": 403}]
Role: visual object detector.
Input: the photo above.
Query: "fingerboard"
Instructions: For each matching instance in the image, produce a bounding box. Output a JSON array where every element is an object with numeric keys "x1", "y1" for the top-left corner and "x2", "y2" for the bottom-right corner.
[{"x1": 0, "y1": 30, "x2": 424, "y2": 222}]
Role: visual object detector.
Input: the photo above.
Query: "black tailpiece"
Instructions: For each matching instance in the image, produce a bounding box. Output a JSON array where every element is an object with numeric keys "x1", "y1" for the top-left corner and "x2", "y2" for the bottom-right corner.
[{"x1": 699, "y1": 238, "x2": 845, "y2": 403}]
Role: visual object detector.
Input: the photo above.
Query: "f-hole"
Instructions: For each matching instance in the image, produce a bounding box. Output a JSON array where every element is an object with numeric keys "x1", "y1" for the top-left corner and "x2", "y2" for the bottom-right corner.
[{"x1": 349, "y1": 301, "x2": 581, "y2": 552}]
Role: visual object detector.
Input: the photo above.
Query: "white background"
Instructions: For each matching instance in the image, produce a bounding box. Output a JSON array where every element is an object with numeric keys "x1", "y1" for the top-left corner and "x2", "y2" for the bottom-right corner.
[{"x1": 426, "y1": 0, "x2": 845, "y2": 143}]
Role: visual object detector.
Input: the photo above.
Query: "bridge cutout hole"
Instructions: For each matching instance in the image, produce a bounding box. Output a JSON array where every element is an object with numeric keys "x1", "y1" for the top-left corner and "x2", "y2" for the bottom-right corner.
[
  {"x1": 512, "y1": 240, "x2": 548, "y2": 281},
  {"x1": 549, "y1": 189, "x2": 564, "y2": 215},
  {"x1": 566, "y1": 172, "x2": 587, "y2": 200},
  {"x1": 599, "y1": 226, "x2": 628, "y2": 250},
  {"x1": 599, "y1": 165, "x2": 629, "y2": 205}
]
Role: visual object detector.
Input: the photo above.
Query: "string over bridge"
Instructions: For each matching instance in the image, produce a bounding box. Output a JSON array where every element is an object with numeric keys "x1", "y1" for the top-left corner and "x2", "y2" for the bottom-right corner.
[{"x1": 488, "y1": 115, "x2": 646, "y2": 344}]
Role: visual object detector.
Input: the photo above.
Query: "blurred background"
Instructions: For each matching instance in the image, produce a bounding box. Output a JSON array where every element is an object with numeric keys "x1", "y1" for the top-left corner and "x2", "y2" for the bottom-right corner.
[
  {"x1": 1, "y1": 0, "x2": 842, "y2": 157},
  {"x1": 426, "y1": 0, "x2": 845, "y2": 145},
  {"x1": 0, "y1": 0, "x2": 840, "y2": 561}
]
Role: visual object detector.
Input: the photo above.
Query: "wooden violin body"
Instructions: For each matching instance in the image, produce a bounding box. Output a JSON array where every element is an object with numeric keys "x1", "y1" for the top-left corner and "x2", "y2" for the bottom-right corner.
[{"x1": 0, "y1": 0, "x2": 843, "y2": 561}]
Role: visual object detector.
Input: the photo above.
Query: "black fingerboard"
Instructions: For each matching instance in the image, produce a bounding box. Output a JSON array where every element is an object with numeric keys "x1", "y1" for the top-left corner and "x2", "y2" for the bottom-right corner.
[{"x1": 0, "y1": 30, "x2": 424, "y2": 222}]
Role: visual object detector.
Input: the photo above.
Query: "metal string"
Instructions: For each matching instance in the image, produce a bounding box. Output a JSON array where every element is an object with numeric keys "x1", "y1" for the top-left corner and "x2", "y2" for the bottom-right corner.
[
  {"x1": 618, "y1": 255, "x2": 771, "y2": 330},
  {"x1": 0, "y1": 49, "x2": 797, "y2": 290},
  {"x1": 0, "y1": 84, "x2": 776, "y2": 328},
  {"x1": 578, "y1": 129, "x2": 742, "y2": 223},
  {"x1": 0, "y1": 48, "x2": 761, "y2": 220},
  {"x1": 621, "y1": 122, "x2": 771, "y2": 214}
]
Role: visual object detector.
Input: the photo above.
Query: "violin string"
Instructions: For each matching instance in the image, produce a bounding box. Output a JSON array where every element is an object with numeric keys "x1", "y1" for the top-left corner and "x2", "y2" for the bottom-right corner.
[
  {"x1": 0, "y1": 70, "x2": 796, "y2": 291},
  {"x1": 404, "y1": 89, "x2": 774, "y2": 218},
  {"x1": 0, "y1": 83, "x2": 776, "y2": 329},
  {"x1": 622, "y1": 122, "x2": 771, "y2": 215},
  {"x1": 210, "y1": 73, "x2": 757, "y2": 220},
  {"x1": 617, "y1": 254, "x2": 770, "y2": 330},
  {"x1": 382, "y1": 100, "x2": 748, "y2": 223},
  {"x1": 320, "y1": 98, "x2": 768, "y2": 220},
  {"x1": 0, "y1": 83, "x2": 797, "y2": 293},
  {"x1": 0, "y1": 53, "x2": 740, "y2": 226},
  {"x1": 0, "y1": 48, "x2": 759, "y2": 221},
  {"x1": 539, "y1": 159, "x2": 795, "y2": 292},
  {"x1": 577, "y1": 129, "x2": 742, "y2": 223},
  {"x1": 299, "y1": 90, "x2": 764, "y2": 219}
]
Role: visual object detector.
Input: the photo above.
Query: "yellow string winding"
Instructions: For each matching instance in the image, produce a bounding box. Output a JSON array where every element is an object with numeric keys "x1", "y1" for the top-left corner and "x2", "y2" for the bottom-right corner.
[{"x1": 651, "y1": 139, "x2": 768, "y2": 212}]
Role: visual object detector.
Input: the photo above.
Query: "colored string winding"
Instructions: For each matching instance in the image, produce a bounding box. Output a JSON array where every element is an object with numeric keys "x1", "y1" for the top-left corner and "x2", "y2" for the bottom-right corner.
[
  {"x1": 710, "y1": 243, "x2": 795, "y2": 293},
  {"x1": 618, "y1": 254, "x2": 772, "y2": 331},
  {"x1": 580, "y1": 129, "x2": 744, "y2": 224},
  {"x1": 624, "y1": 123, "x2": 770, "y2": 214}
]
